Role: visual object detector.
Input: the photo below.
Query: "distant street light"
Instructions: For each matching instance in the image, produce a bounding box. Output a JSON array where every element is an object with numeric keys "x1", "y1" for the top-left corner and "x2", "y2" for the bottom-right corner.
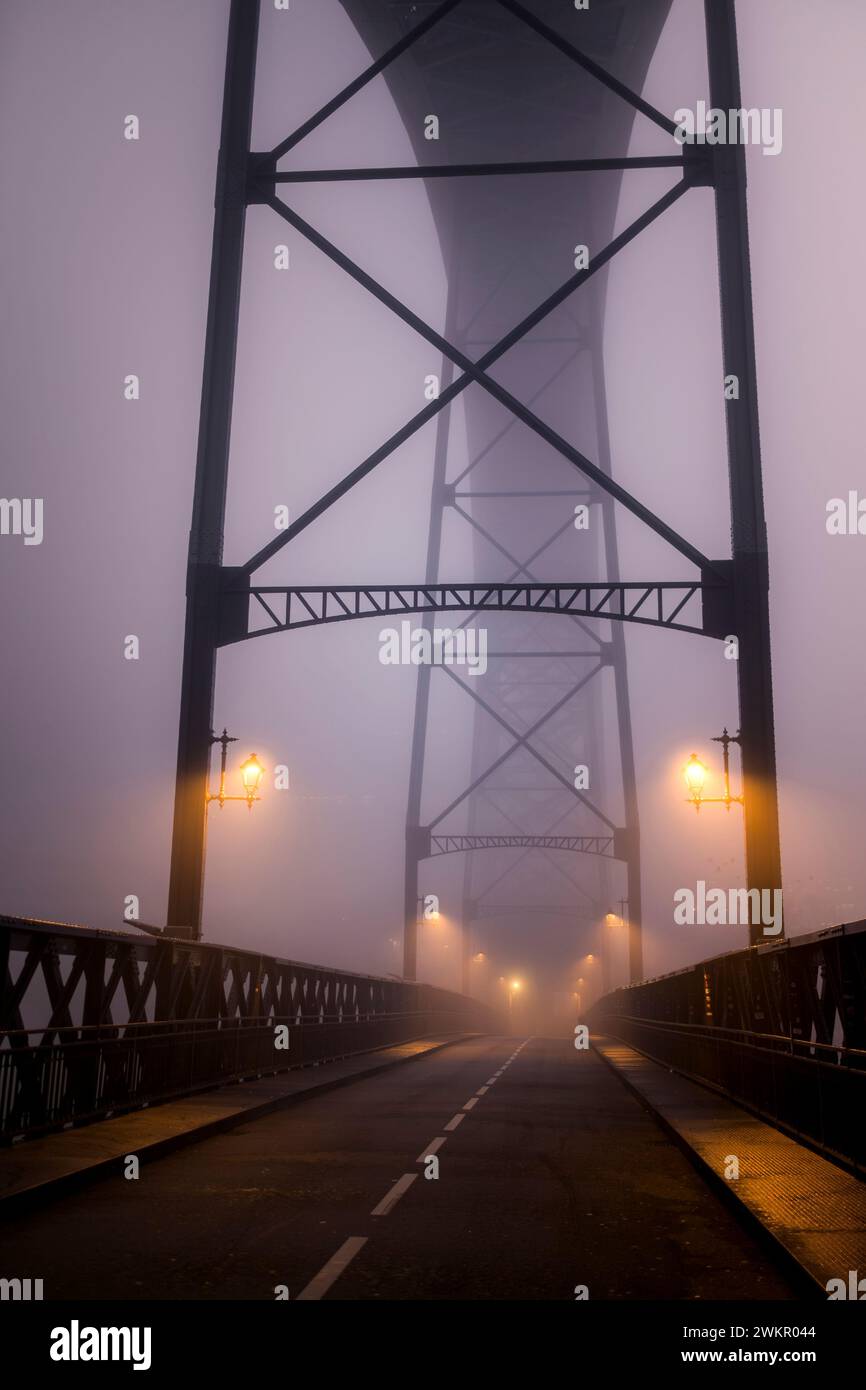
[
  {"x1": 684, "y1": 729, "x2": 744, "y2": 813},
  {"x1": 507, "y1": 978, "x2": 522, "y2": 1015},
  {"x1": 206, "y1": 729, "x2": 265, "y2": 811}
]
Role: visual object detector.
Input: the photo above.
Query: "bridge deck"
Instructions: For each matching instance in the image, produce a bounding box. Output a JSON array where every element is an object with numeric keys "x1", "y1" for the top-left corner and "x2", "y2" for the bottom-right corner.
[{"x1": 0, "y1": 1036, "x2": 799, "y2": 1300}]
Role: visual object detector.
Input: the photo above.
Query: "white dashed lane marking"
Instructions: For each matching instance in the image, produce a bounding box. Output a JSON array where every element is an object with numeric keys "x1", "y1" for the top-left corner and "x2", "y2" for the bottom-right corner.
[
  {"x1": 296, "y1": 1236, "x2": 368, "y2": 1301},
  {"x1": 416, "y1": 1136, "x2": 447, "y2": 1162},
  {"x1": 297, "y1": 1042, "x2": 530, "y2": 1298},
  {"x1": 371, "y1": 1173, "x2": 418, "y2": 1217}
]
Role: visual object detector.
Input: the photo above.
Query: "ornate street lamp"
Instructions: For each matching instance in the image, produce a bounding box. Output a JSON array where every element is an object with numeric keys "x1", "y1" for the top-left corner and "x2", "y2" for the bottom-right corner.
[
  {"x1": 207, "y1": 729, "x2": 265, "y2": 811},
  {"x1": 684, "y1": 729, "x2": 744, "y2": 812}
]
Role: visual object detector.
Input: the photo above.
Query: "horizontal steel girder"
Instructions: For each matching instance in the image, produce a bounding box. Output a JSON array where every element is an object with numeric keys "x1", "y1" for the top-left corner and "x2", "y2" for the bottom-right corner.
[
  {"x1": 430, "y1": 833, "x2": 616, "y2": 858},
  {"x1": 221, "y1": 577, "x2": 734, "y2": 644}
]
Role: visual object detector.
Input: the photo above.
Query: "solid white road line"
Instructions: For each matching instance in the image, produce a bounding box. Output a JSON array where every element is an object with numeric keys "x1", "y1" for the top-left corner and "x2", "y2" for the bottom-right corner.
[
  {"x1": 444, "y1": 1112, "x2": 465, "y2": 1131},
  {"x1": 295, "y1": 1236, "x2": 368, "y2": 1301},
  {"x1": 416, "y1": 1136, "x2": 447, "y2": 1162},
  {"x1": 463, "y1": 1097, "x2": 478, "y2": 1111},
  {"x1": 371, "y1": 1172, "x2": 418, "y2": 1217}
]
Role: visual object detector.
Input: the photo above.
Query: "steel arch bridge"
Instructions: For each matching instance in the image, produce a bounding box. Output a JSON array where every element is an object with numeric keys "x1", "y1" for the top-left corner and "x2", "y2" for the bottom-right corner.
[{"x1": 166, "y1": 0, "x2": 782, "y2": 1001}]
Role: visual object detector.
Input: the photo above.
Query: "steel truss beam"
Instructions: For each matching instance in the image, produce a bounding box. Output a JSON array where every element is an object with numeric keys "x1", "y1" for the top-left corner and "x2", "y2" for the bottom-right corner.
[
  {"x1": 225, "y1": 579, "x2": 729, "y2": 643},
  {"x1": 430, "y1": 834, "x2": 616, "y2": 858}
]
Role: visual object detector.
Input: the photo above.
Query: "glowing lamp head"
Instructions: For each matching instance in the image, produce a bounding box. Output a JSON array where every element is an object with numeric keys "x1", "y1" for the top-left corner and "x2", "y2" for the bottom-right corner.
[
  {"x1": 510, "y1": 979, "x2": 522, "y2": 992},
  {"x1": 684, "y1": 752, "x2": 708, "y2": 803},
  {"x1": 239, "y1": 753, "x2": 265, "y2": 806}
]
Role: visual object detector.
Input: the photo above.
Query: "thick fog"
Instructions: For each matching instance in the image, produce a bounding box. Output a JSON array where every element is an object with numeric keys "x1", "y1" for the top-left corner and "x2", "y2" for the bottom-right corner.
[{"x1": 1, "y1": 0, "x2": 863, "y2": 1004}]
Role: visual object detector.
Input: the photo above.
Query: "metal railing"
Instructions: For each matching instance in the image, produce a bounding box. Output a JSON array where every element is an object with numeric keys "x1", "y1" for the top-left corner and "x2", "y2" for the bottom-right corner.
[
  {"x1": 589, "y1": 919, "x2": 866, "y2": 1175},
  {"x1": 0, "y1": 915, "x2": 499, "y2": 1141}
]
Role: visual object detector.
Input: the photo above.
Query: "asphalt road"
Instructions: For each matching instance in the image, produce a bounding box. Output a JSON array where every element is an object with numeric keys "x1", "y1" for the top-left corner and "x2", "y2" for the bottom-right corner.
[{"x1": 0, "y1": 1035, "x2": 796, "y2": 1300}]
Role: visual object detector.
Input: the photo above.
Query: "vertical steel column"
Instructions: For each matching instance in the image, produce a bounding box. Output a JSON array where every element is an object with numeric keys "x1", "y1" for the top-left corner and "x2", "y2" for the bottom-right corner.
[
  {"x1": 404, "y1": 220, "x2": 460, "y2": 981},
  {"x1": 590, "y1": 313, "x2": 643, "y2": 982},
  {"x1": 167, "y1": 0, "x2": 261, "y2": 940},
  {"x1": 705, "y1": 0, "x2": 783, "y2": 946}
]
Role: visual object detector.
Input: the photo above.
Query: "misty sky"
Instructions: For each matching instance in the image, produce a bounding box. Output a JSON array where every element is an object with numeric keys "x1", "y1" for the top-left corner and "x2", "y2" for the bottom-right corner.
[{"x1": 1, "y1": 0, "x2": 864, "y2": 999}]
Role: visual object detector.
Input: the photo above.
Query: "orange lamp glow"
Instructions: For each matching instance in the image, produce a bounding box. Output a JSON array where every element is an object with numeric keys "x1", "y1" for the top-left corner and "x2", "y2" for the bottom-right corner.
[
  {"x1": 239, "y1": 753, "x2": 265, "y2": 807},
  {"x1": 683, "y1": 752, "x2": 708, "y2": 804}
]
